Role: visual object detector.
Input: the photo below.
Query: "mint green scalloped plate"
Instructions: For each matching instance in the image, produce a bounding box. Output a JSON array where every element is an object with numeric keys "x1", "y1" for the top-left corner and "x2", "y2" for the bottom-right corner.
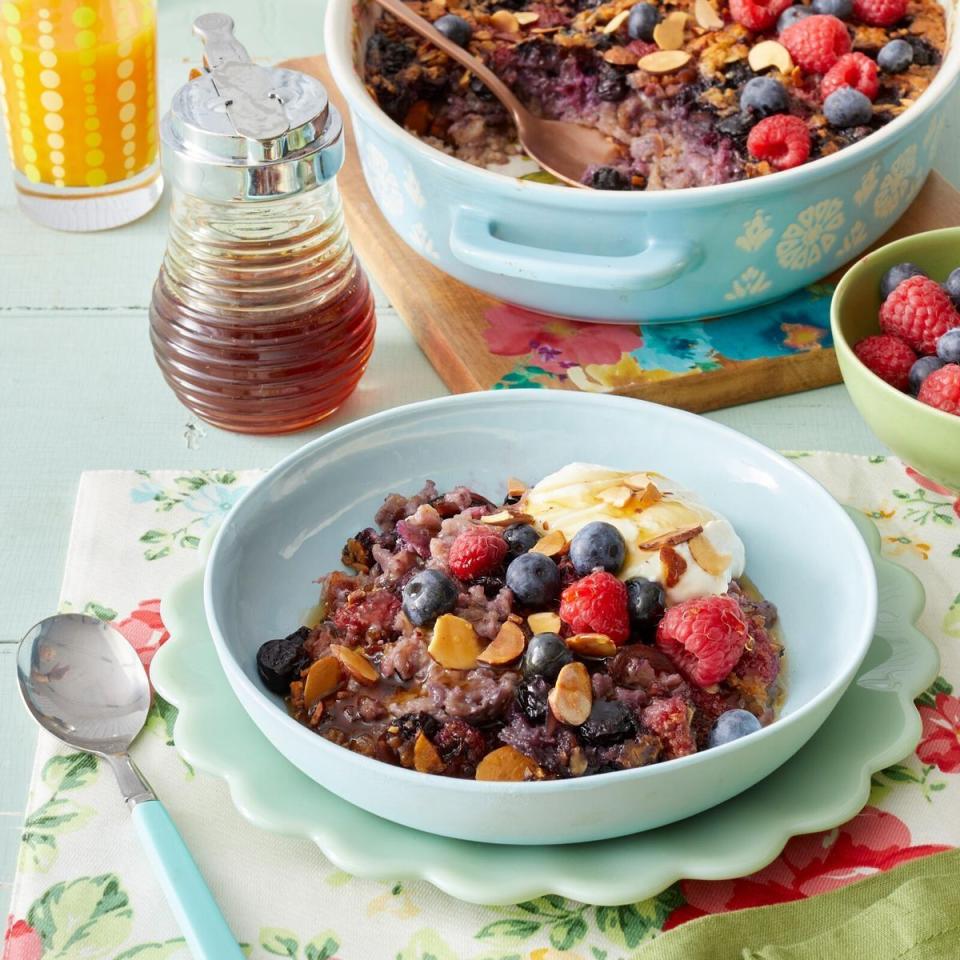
[{"x1": 151, "y1": 511, "x2": 937, "y2": 906}]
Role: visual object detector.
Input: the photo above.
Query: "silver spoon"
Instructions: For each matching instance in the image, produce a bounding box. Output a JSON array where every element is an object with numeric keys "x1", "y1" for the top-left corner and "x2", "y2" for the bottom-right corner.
[{"x1": 17, "y1": 614, "x2": 245, "y2": 960}]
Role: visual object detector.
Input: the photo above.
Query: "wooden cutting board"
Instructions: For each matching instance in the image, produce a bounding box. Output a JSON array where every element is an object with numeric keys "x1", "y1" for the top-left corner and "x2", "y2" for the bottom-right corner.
[{"x1": 285, "y1": 55, "x2": 960, "y2": 412}]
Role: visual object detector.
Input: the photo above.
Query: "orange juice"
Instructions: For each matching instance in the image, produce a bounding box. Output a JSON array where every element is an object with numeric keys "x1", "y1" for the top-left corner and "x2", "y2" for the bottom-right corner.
[{"x1": 0, "y1": 0, "x2": 158, "y2": 188}]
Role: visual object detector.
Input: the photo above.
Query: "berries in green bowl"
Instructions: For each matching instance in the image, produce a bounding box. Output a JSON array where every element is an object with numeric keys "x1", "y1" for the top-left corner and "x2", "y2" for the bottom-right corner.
[{"x1": 831, "y1": 226, "x2": 960, "y2": 487}]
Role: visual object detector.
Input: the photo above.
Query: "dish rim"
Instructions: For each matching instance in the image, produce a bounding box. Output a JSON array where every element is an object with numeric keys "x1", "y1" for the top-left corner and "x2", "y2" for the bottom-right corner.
[
  {"x1": 203, "y1": 390, "x2": 878, "y2": 797},
  {"x1": 323, "y1": 0, "x2": 960, "y2": 205}
]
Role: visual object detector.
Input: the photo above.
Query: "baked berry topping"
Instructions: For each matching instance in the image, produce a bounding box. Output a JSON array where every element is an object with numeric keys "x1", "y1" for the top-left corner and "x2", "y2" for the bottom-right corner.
[
  {"x1": 448, "y1": 526, "x2": 508, "y2": 579},
  {"x1": 740, "y1": 76, "x2": 790, "y2": 118},
  {"x1": 811, "y1": 0, "x2": 852, "y2": 15},
  {"x1": 731, "y1": 0, "x2": 793, "y2": 32},
  {"x1": 522, "y1": 632, "x2": 575, "y2": 681},
  {"x1": 821, "y1": 52, "x2": 879, "y2": 100},
  {"x1": 944, "y1": 268, "x2": 960, "y2": 309},
  {"x1": 823, "y1": 86, "x2": 873, "y2": 128},
  {"x1": 433, "y1": 13, "x2": 472, "y2": 46},
  {"x1": 708, "y1": 708, "x2": 762, "y2": 747},
  {"x1": 625, "y1": 577, "x2": 666, "y2": 632},
  {"x1": 746, "y1": 114, "x2": 811, "y2": 170},
  {"x1": 506, "y1": 551, "x2": 562, "y2": 606},
  {"x1": 580, "y1": 700, "x2": 637, "y2": 745},
  {"x1": 877, "y1": 38, "x2": 913, "y2": 72},
  {"x1": 257, "y1": 627, "x2": 310, "y2": 694},
  {"x1": 627, "y1": 3, "x2": 660, "y2": 40},
  {"x1": 402, "y1": 568, "x2": 459, "y2": 625},
  {"x1": 569, "y1": 521, "x2": 626, "y2": 576},
  {"x1": 780, "y1": 15, "x2": 851, "y2": 73},
  {"x1": 852, "y1": 0, "x2": 906, "y2": 26},
  {"x1": 777, "y1": 4, "x2": 814, "y2": 30},
  {"x1": 936, "y1": 328, "x2": 960, "y2": 365},
  {"x1": 503, "y1": 522, "x2": 540, "y2": 559},
  {"x1": 559, "y1": 571, "x2": 630, "y2": 644}
]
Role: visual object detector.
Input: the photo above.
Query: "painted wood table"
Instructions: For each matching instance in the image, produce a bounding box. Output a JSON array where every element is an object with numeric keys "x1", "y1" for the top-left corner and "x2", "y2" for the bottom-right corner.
[{"x1": 1, "y1": 0, "x2": 959, "y2": 923}]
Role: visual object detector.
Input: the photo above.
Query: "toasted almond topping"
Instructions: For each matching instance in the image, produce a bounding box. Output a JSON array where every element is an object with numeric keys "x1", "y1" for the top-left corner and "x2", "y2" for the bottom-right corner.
[
  {"x1": 414, "y1": 731, "x2": 445, "y2": 774},
  {"x1": 478, "y1": 621, "x2": 526, "y2": 665},
  {"x1": 653, "y1": 11, "x2": 687, "y2": 50},
  {"x1": 637, "y1": 524, "x2": 703, "y2": 551},
  {"x1": 329, "y1": 644, "x2": 379, "y2": 686},
  {"x1": 428, "y1": 613, "x2": 482, "y2": 669},
  {"x1": 598, "y1": 484, "x2": 634, "y2": 508},
  {"x1": 528, "y1": 611, "x2": 562, "y2": 635},
  {"x1": 476, "y1": 745, "x2": 544, "y2": 781},
  {"x1": 515, "y1": 10, "x2": 540, "y2": 24},
  {"x1": 303, "y1": 656, "x2": 341, "y2": 710},
  {"x1": 632, "y1": 482, "x2": 664, "y2": 511},
  {"x1": 688, "y1": 533, "x2": 732, "y2": 577},
  {"x1": 602, "y1": 46, "x2": 640, "y2": 65},
  {"x1": 482, "y1": 509, "x2": 534, "y2": 526},
  {"x1": 602, "y1": 8, "x2": 631, "y2": 33},
  {"x1": 508, "y1": 612, "x2": 524, "y2": 624},
  {"x1": 531, "y1": 529, "x2": 567, "y2": 557},
  {"x1": 624, "y1": 473, "x2": 653, "y2": 490},
  {"x1": 566, "y1": 633, "x2": 618, "y2": 658},
  {"x1": 637, "y1": 49, "x2": 692, "y2": 73},
  {"x1": 548, "y1": 661, "x2": 592, "y2": 726},
  {"x1": 694, "y1": 0, "x2": 725, "y2": 29},
  {"x1": 748, "y1": 39, "x2": 793, "y2": 74},
  {"x1": 569, "y1": 746, "x2": 588, "y2": 777},
  {"x1": 490, "y1": 8, "x2": 520, "y2": 32},
  {"x1": 506, "y1": 476, "x2": 528, "y2": 497},
  {"x1": 660, "y1": 545, "x2": 687, "y2": 589}
]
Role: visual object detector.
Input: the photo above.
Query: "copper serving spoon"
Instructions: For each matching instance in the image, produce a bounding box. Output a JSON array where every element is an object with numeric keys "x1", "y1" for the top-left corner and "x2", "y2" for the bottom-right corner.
[{"x1": 371, "y1": 0, "x2": 620, "y2": 186}]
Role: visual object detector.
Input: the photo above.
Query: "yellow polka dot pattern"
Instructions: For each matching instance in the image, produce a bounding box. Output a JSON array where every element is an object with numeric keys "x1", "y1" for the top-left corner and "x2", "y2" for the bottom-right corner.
[{"x1": 0, "y1": 0, "x2": 158, "y2": 188}]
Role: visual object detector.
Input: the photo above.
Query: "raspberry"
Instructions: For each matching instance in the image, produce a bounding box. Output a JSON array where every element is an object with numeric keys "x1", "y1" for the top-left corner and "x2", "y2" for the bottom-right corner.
[
  {"x1": 852, "y1": 0, "x2": 906, "y2": 25},
  {"x1": 853, "y1": 334, "x2": 916, "y2": 390},
  {"x1": 730, "y1": 0, "x2": 793, "y2": 31},
  {"x1": 918, "y1": 364, "x2": 960, "y2": 415},
  {"x1": 821, "y1": 52, "x2": 879, "y2": 99},
  {"x1": 641, "y1": 696, "x2": 697, "y2": 759},
  {"x1": 448, "y1": 526, "x2": 507, "y2": 579},
  {"x1": 747, "y1": 114, "x2": 811, "y2": 170},
  {"x1": 781, "y1": 15, "x2": 851, "y2": 74},
  {"x1": 559, "y1": 571, "x2": 630, "y2": 645},
  {"x1": 879, "y1": 276, "x2": 960, "y2": 354},
  {"x1": 655, "y1": 595, "x2": 748, "y2": 687}
]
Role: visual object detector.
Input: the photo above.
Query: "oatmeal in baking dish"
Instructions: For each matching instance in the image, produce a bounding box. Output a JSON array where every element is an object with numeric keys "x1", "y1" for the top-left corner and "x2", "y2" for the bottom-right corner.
[
  {"x1": 362, "y1": 0, "x2": 946, "y2": 188},
  {"x1": 256, "y1": 465, "x2": 784, "y2": 781}
]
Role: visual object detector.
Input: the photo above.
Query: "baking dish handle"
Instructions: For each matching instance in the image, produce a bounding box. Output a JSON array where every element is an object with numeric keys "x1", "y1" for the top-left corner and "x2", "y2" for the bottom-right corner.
[{"x1": 449, "y1": 207, "x2": 699, "y2": 291}]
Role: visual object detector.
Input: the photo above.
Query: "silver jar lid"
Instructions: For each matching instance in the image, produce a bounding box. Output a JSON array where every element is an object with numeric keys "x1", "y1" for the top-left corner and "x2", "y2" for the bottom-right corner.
[{"x1": 161, "y1": 13, "x2": 344, "y2": 201}]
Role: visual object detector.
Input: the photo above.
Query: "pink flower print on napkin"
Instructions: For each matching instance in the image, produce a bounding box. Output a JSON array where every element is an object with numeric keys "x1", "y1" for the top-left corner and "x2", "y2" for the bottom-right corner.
[
  {"x1": 114, "y1": 599, "x2": 169, "y2": 674},
  {"x1": 3, "y1": 918, "x2": 42, "y2": 960},
  {"x1": 483, "y1": 304, "x2": 643, "y2": 375},
  {"x1": 663, "y1": 807, "x2": 949, "y2": 928},
  {"x1": 917, "y1": 693, "x2": 960, "y2": 773}
]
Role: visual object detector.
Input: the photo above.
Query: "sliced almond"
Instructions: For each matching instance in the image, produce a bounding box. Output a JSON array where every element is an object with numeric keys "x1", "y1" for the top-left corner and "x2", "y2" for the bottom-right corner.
[
  {"x1": 637, "y1": 49, "x2": 692, "y2": 74},
  {"x1": 481, "y1": 509, "x2": 534, "y2": 526},
  {"x1": 531, "y1": 529, "x2": 567, "y2": 557},
  {"x1": 748, "y1": 39, "x2": 794, "y2": 74},
  {"x1": 597, "y1": 485, "x2": 634, "y2": 508},
  {"x1": 506, "y1": 476, "x2": 528, "y2": 498},
  {"x1": 490, "y1": 9, "x2": 520, "y2": 32},
  {"x1": 660, "y1": 545, "x2": 687, "y2": 589},
  {"x1": 329, "y1": 644, "x2": 379, "y2": 686},
  {"x1": 603, "y1": 46, "x2": 640, "y2": 66},
  {"x1": 548, "y1": 661, "x2": 592, "y2": 726},
  {"x1": 569, "y1": 747, "x2": 588, "y2": 777},
  {"x1": 694, "y1": 0, "x2": 725, "y2": 30},
  {"x1": 303, "y1": 657, "x2": 341, "y2": 710},
  {"x1": 515, "y1": 10, "x2": 540, "y2": 25},
  {"x1": 414, "y1": 731, "x2": 445, "y2": 774},
  {"x1": 528, "y1": 611, "x2": 562, "y2": 635},
  {"x1": 478, "y1": 620, "x2": 526, "y2": 665},
  {"x1": 653, "y1": 11, "x2": 687, "y2": 51},
  {"x1": 624, "y1": 473, "x2": 653, "y2": 490},
  {"x1": 566, "y1": 633, "x2": 617, "y2": 658},
  {"x1": 637, "y1": 524, "x2": 703, "y2": 551},
  {"x1": 476, "y1": 745, "x2": 544, "y2": 781},
  {"x1": 688, "y1": 533, "x2": 732, "y2": 577},
  {"x1": 633, "y1": 483, "x2": 664, "y2": 511},
  {"x1": 428, "y1": 613, "x2": 482, "y2": 669},
  {"x1": 602, "y1": 8, "x2": 631, "y2": 33}
]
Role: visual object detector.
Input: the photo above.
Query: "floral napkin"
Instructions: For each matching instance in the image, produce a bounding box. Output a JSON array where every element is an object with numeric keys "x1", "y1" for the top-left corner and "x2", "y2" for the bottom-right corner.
[{"x1": 4, "y1": 455, "x2": 960, "y2": 960}]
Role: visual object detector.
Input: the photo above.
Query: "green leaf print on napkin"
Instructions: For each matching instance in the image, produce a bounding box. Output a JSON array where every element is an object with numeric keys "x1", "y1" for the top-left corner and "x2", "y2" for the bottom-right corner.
[
  {"x1": 944, "y1": 594, "x2": 960, "y2": 639},
  {"x1": 259, "y1": 928, "x2": 340, "y2": 960},
  {"x1": 114, "y1": 938, "x2": 190, "y2": 959},
  {"x1": 20, "y1": 754, "x2": 100, "y2": 873},
  {"x1": 891, "y1": 488, "x2": 956, "y2": 526},
  {"x1": 27, "y1": 874, "x2": 132, "y2": 959},
  {"x1": 397, "y1": 928, "x2": 458, "y2": 960}
]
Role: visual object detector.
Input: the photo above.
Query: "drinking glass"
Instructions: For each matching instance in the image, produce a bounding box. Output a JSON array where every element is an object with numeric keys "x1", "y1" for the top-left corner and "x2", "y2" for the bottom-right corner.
[{"x1": 0, "y1": 0, "x2": 162, "y2": 230}]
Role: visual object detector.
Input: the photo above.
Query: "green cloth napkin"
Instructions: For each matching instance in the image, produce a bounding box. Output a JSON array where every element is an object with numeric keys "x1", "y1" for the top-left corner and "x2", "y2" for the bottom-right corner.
[{"x1": 639, "y1": 849, "x2": 960, "y2": 960}]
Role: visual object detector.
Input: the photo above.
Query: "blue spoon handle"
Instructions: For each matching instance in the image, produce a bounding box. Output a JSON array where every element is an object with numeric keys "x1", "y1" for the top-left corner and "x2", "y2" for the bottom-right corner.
[{"x1": 131, "y1": 800, "x2": 245, "y2": 959}]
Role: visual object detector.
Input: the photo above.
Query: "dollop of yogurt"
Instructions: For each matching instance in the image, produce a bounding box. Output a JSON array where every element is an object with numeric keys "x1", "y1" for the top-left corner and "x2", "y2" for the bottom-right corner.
[{"x1": 524, "y1": 463, "x2": 745, "y2": 603}]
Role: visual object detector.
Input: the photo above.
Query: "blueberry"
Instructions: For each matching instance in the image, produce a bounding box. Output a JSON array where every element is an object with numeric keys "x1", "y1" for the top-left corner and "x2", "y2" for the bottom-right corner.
[
  {"x1": 257, "y1": 627, "x2": 310, "y2": 694},
  {"x1": 880, "y1": 262, "x2": 925, "y2": 300},
  {"x1": 908, "y1": 356, "x2": 945, "y2": 395},
  {"x1": 878, "y1": 38, "x2": 913, "y2": 73},
  {"x1": 506, "y1": 552, "x2": 562, "y2": 606},
  {"x1": 521, "y1": 632, "x2": 574, "y2": 681},
  {"x1": 625, "y1": 577, "x2": 665, "y2": 630},
  {"x1": 503, "y1": 522, "x2": 540, "y2": 560},
  {"x1": 580, "y1": 700, "x2": 637, "y2": 744},
  {"x1": 708, "y1": 708, "x2": 762, "y2": 748},
  {"x1": 811, "y1": 0, "x2": 852, "y2": 16},
  {"x1": 596, "y1": 62, "x2": 628, "y2": 102},
  {"x1": 433, "y1": 13, "x2": 472, "y2": 46},
  {"x1": 569, "y1": 521, "x2": 626, "y2": 576},
  {"x1": 777, "y1": 5, "x2": 813, "y2": 31},
  {"x1": 823, "y1": 87, "x2": 873, "y2": 128},
  {"x1": 944, "y1": 267, "x2": 960, "y2": 309},
  {"x1": 402, "y1": 568, "x2": 459, "y2": 626},
  {"x1": 516, "y1": 676, "x2": 550, "y2": 723},
  {"x1": 588, "y1": 166, "x2": 629, "y2": 190},
  {"x1": 740, "y1": 76, "x2": 790, "y2": 119},
  {"x1": 936, "y1": 328, "x2": 960, "y2": 364},
  {"x1": 627, "y1": 3, "x2": 660, "y2": 40}
]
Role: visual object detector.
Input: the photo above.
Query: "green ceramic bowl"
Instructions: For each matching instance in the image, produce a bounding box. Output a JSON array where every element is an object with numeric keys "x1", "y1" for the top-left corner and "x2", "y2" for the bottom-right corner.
[{"x1": 832, "y1": 226, "x2": 960, "y2": 487}]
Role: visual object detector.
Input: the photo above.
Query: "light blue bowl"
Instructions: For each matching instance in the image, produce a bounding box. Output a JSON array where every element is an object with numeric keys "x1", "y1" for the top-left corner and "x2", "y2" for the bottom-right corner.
[
  {"x1": 324, "y1": 0, "x2": 958, "y2": 323},
  {"x1": 204, "y1": 392, "x2": 877, "y2": 845}
]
